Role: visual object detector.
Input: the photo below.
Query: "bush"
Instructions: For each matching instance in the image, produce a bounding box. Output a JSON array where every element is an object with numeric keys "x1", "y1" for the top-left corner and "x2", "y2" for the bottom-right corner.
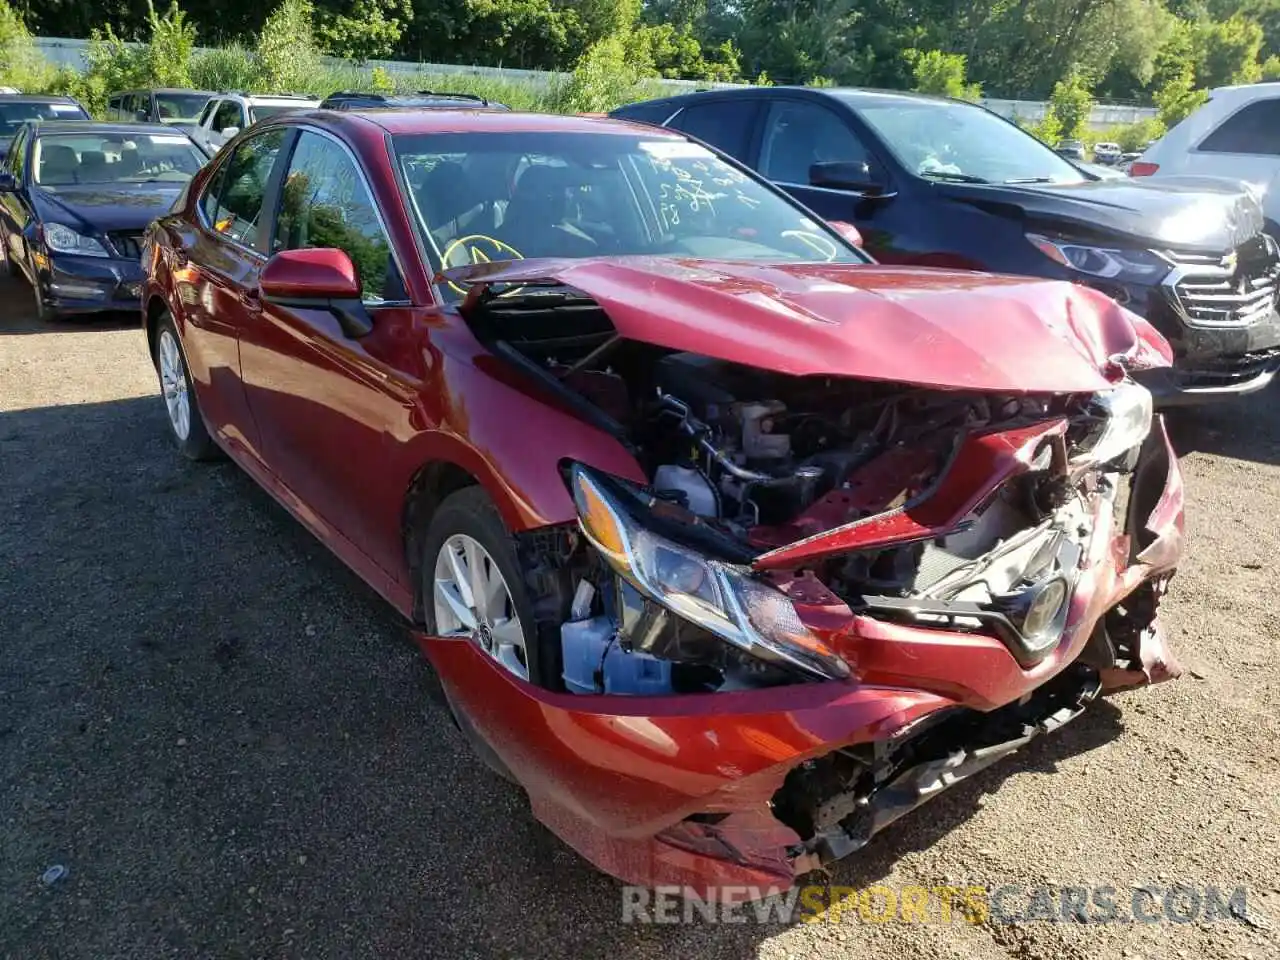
[
  {"x1": 1047, "y1": 68, "x2": 1095, "y2": 142},
  {"x1": 145, "y1": 0, "x2": 197, "y2": 88},
  {"x1": 190, "y1": 44, "x2": 259, "y2": 91},
  {"x1": 906, "y1": 49, "x2": 981, "y2": 102},
  {"x1": 553, "y1": 34, "x2": 652, "y2": 113},
  {"x1": 1, "y1": 0, "x2": 54, "y2": 92},
  {"x1": 256, "y1": 0, "x2": 320, "y2": 92}
]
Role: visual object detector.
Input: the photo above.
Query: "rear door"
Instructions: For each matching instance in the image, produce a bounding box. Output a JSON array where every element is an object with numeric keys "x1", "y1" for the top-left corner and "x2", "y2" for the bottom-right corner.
[
  {"x1": 1180, "y1": 97, "x2": 1280, "y2": 194},
  {"x1": 665, "y1": 97, "x2": 762, "y2": 162},
  {"x1": 177, "y1": 127, "x2": 291, "y2": 461},
  {"x1": 237, "y1": 126, "x2": 415, "y2": 576}
]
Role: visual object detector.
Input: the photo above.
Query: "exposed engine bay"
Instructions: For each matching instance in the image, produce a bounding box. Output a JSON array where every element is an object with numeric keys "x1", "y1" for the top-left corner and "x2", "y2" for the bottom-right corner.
[{"x1": 466, "y1": 285, "x2": 1160, "y2": 699}]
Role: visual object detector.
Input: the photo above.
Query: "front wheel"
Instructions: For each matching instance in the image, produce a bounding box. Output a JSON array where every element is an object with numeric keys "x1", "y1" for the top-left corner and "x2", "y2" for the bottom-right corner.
[{"x1": 153, "y1": 313, "x2": 220, "y2": 461}]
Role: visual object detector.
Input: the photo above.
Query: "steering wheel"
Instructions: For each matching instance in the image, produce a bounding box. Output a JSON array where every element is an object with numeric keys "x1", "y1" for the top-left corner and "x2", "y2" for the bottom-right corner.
[{"x1": 441, "y1": 235, "x2": 525, "y2": 295}]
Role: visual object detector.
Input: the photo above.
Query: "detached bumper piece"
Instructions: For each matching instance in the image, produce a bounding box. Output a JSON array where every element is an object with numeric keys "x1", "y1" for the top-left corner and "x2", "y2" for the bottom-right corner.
[{"x1": 776, "y1": 665, "x2": 1101, "y2": 867}]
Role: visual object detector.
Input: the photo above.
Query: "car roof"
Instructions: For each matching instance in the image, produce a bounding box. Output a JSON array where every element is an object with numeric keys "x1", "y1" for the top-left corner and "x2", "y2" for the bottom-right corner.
[
  {"x1": 29, "y1": 120, "x2": 196, "y2": 136},
  {"x1": 111, "y1": 88, "x2": 216, "y2": 95},
  {"x1": 0, "y1": 94, "x2": 82, "y2": 103},
  {"x1": 615, "y1": 85, "x2": 963, "y2": 108},
  {"x1": 319, "y1": 109, "x2": 685, "y2": 137}
]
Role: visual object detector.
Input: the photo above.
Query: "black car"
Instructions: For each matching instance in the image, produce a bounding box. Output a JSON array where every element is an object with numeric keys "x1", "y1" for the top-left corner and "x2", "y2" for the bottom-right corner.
[
  {"x1": 319, "y1": 90, "x2": 510, "y2": 111},
  {"x1": 0, "y1": 94, "x2": 90, "y2": 164},
  {"x1": 106, "y1": 88, "x2": 216, "y2": 125},
  {"x1": 0, "y1": 121, "x2": 207, "y2": 321},
  {"x1": 610, "y1": 87, "x2": 1280, "y2": 406}
]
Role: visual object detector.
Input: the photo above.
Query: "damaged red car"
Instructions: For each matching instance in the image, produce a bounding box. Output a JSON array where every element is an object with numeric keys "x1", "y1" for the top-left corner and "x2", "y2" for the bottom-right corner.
[{"x1": 140, "y1": 110, "x2": 1185, "y2": 899}]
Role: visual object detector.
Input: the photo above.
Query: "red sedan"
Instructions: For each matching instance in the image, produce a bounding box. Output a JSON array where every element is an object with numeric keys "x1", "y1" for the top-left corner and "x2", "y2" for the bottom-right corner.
[{"x1": 141, "y1": 109, "x2": 1185, "y2": 900}]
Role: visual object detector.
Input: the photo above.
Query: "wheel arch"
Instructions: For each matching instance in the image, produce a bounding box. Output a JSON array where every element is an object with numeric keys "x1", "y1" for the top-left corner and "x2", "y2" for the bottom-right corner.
[
  {"x1": 144, "y1": 294, "x2": 170, "y2": 364},
  {"x1": 401, "y1": 458, "x2": 483, "y2": 623}
]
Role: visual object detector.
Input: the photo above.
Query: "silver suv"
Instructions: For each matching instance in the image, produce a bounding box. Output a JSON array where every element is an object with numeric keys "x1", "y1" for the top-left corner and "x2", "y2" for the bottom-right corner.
[{"x1": 185, "y1": 92, "x2": 320, "y2": 152}]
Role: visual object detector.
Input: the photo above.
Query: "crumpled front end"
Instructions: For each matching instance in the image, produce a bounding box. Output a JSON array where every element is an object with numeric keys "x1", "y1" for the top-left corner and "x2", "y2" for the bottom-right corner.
[{"x1": 420, "y1": 263, "x2": 1187, "y2": 899}]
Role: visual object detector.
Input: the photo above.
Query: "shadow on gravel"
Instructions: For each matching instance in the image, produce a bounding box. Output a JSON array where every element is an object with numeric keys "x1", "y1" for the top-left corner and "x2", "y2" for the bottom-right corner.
[
  {"x1": 0, "y1": 392, "x2": 1154, "y2": 960},
  {"x1": 1163, "y1": 385, "x2": 1280, "y2": 467},
  {"x1": 0, "y1": 276, "x2": 137, "y2": 336}
]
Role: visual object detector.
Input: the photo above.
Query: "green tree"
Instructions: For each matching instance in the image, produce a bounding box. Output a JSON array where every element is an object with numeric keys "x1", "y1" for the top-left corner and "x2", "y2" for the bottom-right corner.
[
  {"x1": 1194, "y1": 14, "x2": 1264, "y2": 88},
  {"x1": 317, "y1": 0, "x2": 412, "y2": 61},
  {"x1": 0, "y1": 0, "x2": 53, "y2": 91},
  {"x1": 257, "y1": 0, "x2": 319, "y2": 90},
  {"x1": 144, "y1": 0, "x2": 197, "y2": 87},
  {"x1": 906, "y1": 49, "x2": 981, "y2": 100},
  {"x1": 1047, "y1": 67, "x2": 1095, "y2": 141}
]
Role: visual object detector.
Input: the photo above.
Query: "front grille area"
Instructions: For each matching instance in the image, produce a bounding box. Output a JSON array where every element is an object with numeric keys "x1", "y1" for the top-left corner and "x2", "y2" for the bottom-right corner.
[
  {"x1": 108, "y1": 231, "x2": 144, "y2": 261},
  {"x1": 1165, "y1": 234, "x2": 1280, "y2": 327},
  {"x1": 1179, "y1": 348, "x2": 1280, "y2": 388}
]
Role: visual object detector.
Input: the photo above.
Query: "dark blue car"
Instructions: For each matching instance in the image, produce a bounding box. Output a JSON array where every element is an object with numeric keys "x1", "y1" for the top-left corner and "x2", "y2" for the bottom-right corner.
[
  {"x1": 610, "y1": 87, "x2": 1280, "y2": 407},
  {"x1": 0, "y1": 120, "x2": 208, "y2": 321}
]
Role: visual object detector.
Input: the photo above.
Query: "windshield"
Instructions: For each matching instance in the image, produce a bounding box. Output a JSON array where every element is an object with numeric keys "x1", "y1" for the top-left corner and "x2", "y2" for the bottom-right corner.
[
  {"x1": 844, "y1": 96, "x2": 1086, "y2": 185},
  {"x1": 156, "y1": 92, "x2": 211, "y2": 122},
  {"x1": 0, "y1": 101, "x2": 89, "y2": 136},
  {"x1": 250, "y1": 103, "x2": 311, "y2": 123},
  {"x1": 392, "y1": 131, "x2": 864, "y2": 299},
  {"x1": 33, "y1": 132, "x2": 205, "y2": 185}
]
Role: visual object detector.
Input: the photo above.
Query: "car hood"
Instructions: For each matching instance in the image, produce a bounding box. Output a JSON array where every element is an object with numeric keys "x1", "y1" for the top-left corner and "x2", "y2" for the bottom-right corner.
[
  {"x1": 937, "y1": 176, "x2": 1264, "y2": 254},
  {"x1": 447, "y1": 256, "x2": 1170, "y2": 394},
  {"x1": 35, "y1": 184, "x2": 184, "y2": 234}
]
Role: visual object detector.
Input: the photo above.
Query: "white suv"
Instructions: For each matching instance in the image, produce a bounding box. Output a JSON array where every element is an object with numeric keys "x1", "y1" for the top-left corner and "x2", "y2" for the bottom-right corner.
[
  {"x1": 186, "y1": 92, "x2": 321, "y2": 153},
  {"x1": 1133, "y1": 83, "x2": 1280, "y2": 232}
]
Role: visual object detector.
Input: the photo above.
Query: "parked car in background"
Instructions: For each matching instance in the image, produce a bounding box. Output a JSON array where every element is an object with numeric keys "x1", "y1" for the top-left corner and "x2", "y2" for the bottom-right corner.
[
  {"x1": 1131, "y1": 82, "x2": 1280, "y2": 236},
  {"x1": 141, "y1": 108, "x2": 1185, "y2": 897},
  {"x1": 1055, "y1": 139, "x2": 1086, "y2": 161},
  {"x1": 187, "y1": 92, "x2": 320, "y2": 153},
  {"x1": 0, "y1": 121, "x2": 206, "y2": 321},
  {"x1": 609, "y1": 87, "x2": 1280, "y2": 406},
  {"x1": 0, "y1": 93, "x2": 90, "y2": 164},
  {"x1": 1093, "y1": 141, "x2": 1122, "y2": 164},
  {"x1": 319, "y1": 90, "x2": 510, "y2": 111},
  {"x1": 106, "y1": 88, "x2": 215, "y2": 125}
]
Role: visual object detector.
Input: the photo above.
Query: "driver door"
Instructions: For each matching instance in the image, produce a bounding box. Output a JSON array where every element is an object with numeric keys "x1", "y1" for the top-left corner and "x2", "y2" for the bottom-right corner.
[{"x1": 237, "y1": 128, "x2": 415, "y2": 579}]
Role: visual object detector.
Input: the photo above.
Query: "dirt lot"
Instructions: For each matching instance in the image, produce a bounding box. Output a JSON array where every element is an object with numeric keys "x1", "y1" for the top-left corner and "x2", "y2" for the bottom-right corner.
[{"x1": 2, "y1": 272, "x2": 1279, "y2": 960}]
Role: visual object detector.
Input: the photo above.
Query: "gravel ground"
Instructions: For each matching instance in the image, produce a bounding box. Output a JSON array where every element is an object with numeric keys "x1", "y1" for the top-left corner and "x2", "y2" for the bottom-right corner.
[{"x1": 2, "y1": 272, "x2": 1279, "y2": 960}]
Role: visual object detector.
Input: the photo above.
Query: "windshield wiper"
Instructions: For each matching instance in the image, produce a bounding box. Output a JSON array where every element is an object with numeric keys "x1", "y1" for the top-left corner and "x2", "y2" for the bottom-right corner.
[
  {"x1": 919, "y1": 170, "x2": 990, "y2": 184},
  {"x1": 1004, "y1": 176, "x2": 1056, "y2": 184}
]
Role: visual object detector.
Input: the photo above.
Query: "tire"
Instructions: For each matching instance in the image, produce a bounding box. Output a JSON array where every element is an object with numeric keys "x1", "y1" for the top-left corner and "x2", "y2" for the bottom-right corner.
[
  {"x1": 31, "y1": 277, "x2": 55, "y2": 324},
  {"x1": 153, "y1": 313, "x2": 220, "y2": 461},
  {"x1": 421, "y1": 486, "x2": 553, "y2": 781}
]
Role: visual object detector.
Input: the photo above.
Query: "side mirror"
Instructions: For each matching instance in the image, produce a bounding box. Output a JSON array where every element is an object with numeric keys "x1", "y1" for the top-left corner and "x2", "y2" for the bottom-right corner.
[
  {"x1": 809, "y1": 160, "x2": 885, "y2": 195},
  {"x1": 828, "y1": 220, "x2": 863, "y2": 248},
  {"x1": 0, "y1": 171, "x2": 16, "y2": 193},
  {"x1": 221, "y1": 126, "x2": 240, "y2": 139},
  {"x1": 260, "y1": 247, "x2": 372, "y2": 338}
]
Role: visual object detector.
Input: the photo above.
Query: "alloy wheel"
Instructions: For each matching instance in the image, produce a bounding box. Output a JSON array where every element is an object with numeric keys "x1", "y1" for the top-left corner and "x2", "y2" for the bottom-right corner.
[
  {"x1": 158, "y1": 329, "x2": 191, "y2": 442},
  {"x1": 432, "y1": 533, "x2": 529, "y2": 679}
]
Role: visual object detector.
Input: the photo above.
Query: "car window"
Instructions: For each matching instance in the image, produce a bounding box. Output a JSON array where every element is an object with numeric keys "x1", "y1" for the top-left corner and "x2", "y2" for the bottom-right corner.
[
  {"x1": 32, "y1": 132, "x2": 206, "y2": 185},
  {"x1": 759, "y1": 100, "x2": 870, "y2": 184},
  {"x1": 197, "y1": 99, "x2": 218, "y2": 126},
  {"x1": 393, "y1": 130, "x2": 866, "y2": 302},
  {"x1": 1198, "y1": 99, "x2": 1280, "y2": 156},
  {"x1": 612, "y1": 100, "x2": 680, "y2": 126},
  {"x1": 250, "y1": 103, "x2": 312, "y2": 123},
  {"x1": 107, "y1": 95, "x2": 123, "y2": 120},
  {"x1": 669, "y1": 100, "x2": 757, "y2": 159},
  {"x1": 213, "y1": 101, "x2": 242, "y2": 133},
  {"x1": 274, "y1": 130, "x2": 402, "y2": 303},
  {"x1": 156, "y1": 92, "x2": 209, "y2": 122},
  {"x1": 8, "y1": 126, "x2": 27, "y2": 178},
  {"x1": 202, "y1": 128, "x2": 287, "y2": 249},
  {"x1": 0, "y1": 100, "x2": 89, "y2": 136},
  {"x1": 848, "y1": 95, "x2": 1085, "y2": 184}
]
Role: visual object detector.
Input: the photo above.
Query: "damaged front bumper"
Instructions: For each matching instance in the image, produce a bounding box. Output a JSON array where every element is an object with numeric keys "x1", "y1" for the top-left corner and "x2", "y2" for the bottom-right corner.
[{"x1": 414, "y1": 418, "x2": 1185, "y2": 900}]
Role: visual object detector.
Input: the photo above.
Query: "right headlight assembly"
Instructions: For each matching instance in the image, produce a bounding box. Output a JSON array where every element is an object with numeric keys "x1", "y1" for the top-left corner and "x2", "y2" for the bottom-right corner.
[
  {"x1": 569, "y1": 463, "x2": 851, "y2": 682},
  {"x1": 1080, "y1": 380, "x2": 1154, "y2": 465}
]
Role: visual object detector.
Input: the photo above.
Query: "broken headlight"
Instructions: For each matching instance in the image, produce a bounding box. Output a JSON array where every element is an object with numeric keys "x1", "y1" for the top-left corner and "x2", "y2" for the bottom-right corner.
[
  {"x1": 569, "y1": 463, "x2": 851, "y2": 682},
  {"x1": 1080, "y1": 380, "x2": 1153, "y2": 465}
]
